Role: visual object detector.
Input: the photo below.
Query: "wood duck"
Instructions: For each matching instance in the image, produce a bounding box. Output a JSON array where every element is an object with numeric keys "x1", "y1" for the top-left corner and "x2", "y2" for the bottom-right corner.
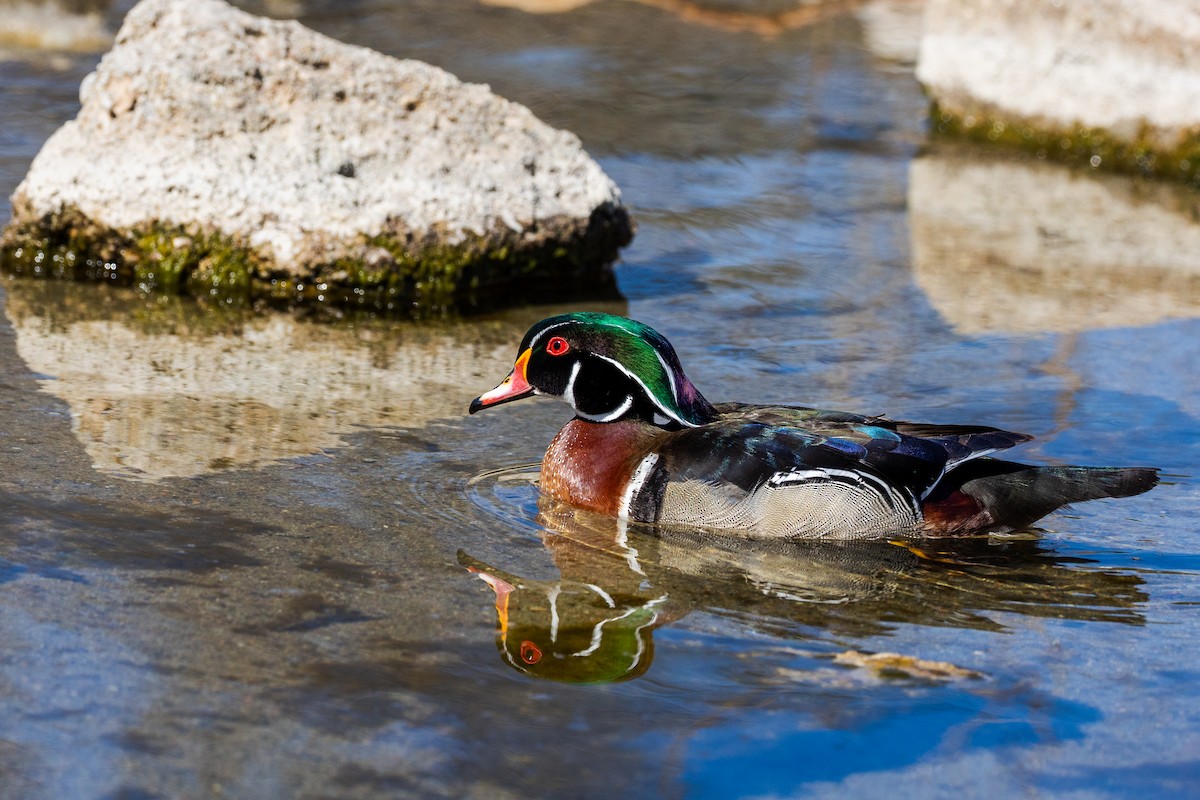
[{"x1": 469, "y1": 312, "x2": 1158, "y2": 539}]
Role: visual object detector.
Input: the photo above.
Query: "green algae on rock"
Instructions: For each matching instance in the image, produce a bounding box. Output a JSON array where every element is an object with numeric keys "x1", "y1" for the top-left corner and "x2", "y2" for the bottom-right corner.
[
  {"x1": 929, "y1": 103, "x2": 1200, "y2": 187},
  {"x1": 1, "y1": 0, "x2": 632, "y2": 313},
  {"x1": 917, "y1": 0, "x2": 1200, "y2": 186},
  {"x1": 0, "y1": 204, "x2": 628, "y2": 313}
]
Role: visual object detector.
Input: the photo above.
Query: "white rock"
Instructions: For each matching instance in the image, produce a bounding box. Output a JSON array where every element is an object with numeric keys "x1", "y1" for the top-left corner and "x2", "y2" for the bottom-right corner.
[
  {"x1": 918, "y1": 0, "x2": 1200, "y2": 156},
  {"x1": 3, "y1": 0, "x2": 631, "y2": 304}
]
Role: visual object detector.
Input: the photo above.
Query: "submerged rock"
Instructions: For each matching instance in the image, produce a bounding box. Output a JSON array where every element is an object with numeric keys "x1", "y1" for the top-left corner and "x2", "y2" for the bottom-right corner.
[
  {"x1": 917, "y1": 0, "x2": 1200, "y2": 184},
  {"x1": 0, "y1": 0, "x2": 632, "y2": 312}
]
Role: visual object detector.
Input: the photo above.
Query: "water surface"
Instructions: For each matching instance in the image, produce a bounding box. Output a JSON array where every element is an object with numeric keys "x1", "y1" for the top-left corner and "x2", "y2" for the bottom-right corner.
[{"x1": 1, "y1": 1, "x2": 1198, "y2": 798}]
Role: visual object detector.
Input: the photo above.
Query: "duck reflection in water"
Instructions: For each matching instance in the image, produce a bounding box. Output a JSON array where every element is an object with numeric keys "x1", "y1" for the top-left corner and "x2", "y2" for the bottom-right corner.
[
  {"x1": 463, "y1": 497, "x2": 1149, "y2": 684},
  {"x1": 461, "y1": 549, "x2": 669, "y2": 684}
]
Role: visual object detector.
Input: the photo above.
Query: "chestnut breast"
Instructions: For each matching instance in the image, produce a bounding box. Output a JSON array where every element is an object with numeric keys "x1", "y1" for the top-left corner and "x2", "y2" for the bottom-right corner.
[{"x1": 540, "y1": 419, "x2": 660, "y2": 517}]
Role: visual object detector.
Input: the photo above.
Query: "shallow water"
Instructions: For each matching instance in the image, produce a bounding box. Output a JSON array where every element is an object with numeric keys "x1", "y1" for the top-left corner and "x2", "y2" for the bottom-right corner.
[{"x1": 1, "y1": 1, "x2": 1199, "y2": 798}]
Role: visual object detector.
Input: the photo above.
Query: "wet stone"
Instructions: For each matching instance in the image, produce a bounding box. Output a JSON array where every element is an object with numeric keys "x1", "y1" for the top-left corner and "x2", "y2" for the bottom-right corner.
[
  {"x1": 917, "y1": 0, "x2": 1200, "y2": 184},
  {"x1": 0, "y1": 0, "x2": 633, "y2": 312}
]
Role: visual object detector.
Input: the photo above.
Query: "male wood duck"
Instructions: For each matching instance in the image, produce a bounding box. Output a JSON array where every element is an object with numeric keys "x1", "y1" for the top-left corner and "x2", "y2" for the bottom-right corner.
[{"x1": 469, "y1": 312, "x2": 1158, "y2": 539}]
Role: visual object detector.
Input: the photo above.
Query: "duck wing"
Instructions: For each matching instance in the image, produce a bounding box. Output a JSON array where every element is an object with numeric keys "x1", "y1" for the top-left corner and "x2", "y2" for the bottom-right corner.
[
  {"x1": 632, "y1": 404, "x2": 1147, "y2": 539},
  {"x1": 712, "y1": 403, "x2": 1032, "y2": 486},
  {"x1": 888, "y1": 420, "x2": 1032, "y2": 470},
  {"x1": 638, "y1": 405, "x2": 1035, "y2": 530}
]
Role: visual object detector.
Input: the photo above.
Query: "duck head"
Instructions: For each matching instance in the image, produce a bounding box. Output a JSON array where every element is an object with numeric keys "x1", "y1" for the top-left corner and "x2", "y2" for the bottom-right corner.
[{"x1": 469, "y1": 312, "x2": 716, "y2": 428}]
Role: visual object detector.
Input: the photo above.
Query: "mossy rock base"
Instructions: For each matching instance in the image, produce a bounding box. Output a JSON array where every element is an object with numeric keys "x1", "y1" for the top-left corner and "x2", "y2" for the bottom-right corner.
[
  {"x1": 0, "y1": 205, "x2": 628, "y2": 317},
  {"x1": 930, "y1": 101, "x2": 1200, "y2": 189}
]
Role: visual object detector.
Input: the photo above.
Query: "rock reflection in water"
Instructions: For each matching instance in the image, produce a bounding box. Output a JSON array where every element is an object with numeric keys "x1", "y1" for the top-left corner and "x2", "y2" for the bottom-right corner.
[
  {"x1": 910, "y1": 147, "x2": 1200, "y2": 335},
  {"x1": 480, "y1": 0, "x2": 885, "y2": 39},
  {"x1": 463, "y1": 497, "x2": 1147, "y2": 684},
  {"x1": 2, "y1": 279, "x2": 621, "y2": 480},
  {"x1": 0, "y1": 0, "x2": 114, "y2": 56},
  {"x1": 477, "y1": 0, "x2": 924, "y2": 61}
]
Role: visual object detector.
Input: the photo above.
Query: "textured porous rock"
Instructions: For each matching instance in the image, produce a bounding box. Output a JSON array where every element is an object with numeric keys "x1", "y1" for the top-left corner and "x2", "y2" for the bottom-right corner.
[
  {"x1": 917, "y1": 0, "x2": 1200, "y2": 183},
  {"x1": 0, "y1": 0, "x2": 632, "y2": 311}
]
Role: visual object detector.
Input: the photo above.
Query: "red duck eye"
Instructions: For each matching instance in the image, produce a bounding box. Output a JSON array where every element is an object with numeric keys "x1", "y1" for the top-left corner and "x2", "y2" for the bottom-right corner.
[
  {"x1": 546, "y1": 336, "x2": 570, "y2": 356},
  {"x1": 520, "y1": 640, "x2": 543, "y2": 664}
]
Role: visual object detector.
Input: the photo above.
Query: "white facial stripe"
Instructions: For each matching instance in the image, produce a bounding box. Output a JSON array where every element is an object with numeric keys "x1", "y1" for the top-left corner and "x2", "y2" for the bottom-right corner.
[
  {"x1": 526, "y1": 320, "x2": 575, "y2": 354},
  {"x1": 619, "y1": 453, "x2": 660, "y2": 522},
  {"x1": 576, "y1": 393, "x2": 634, "y2": 423},
  {"x1": 563, "y1": 359, "x2": 582, "y2": 409},
  {"x1": 653, "y1": 347, "x2": 679, "y2": 404},
  {"x1": 592, "y1": 353, "x2": 696, "y2": 428}
]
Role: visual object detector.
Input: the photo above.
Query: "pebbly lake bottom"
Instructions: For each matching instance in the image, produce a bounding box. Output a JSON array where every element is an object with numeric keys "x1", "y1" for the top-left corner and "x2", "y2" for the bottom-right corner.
[{"x1": 2, "y1": 0, "x2": 1200, "y2": 797}]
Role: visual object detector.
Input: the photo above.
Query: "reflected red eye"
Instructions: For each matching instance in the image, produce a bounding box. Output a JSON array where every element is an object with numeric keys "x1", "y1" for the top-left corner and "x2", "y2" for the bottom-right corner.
[
  {"x1": 520, "y1": 640, "x2": 543, "y2": 664},
  {"x1": 546, "y1": 336, "x2": 570, "y2": 356}
]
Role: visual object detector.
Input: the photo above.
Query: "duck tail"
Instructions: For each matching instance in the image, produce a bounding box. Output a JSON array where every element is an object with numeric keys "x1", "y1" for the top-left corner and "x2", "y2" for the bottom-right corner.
[{"x1": 922, "y1": 460, "x2": 1159, "y2": 535}]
